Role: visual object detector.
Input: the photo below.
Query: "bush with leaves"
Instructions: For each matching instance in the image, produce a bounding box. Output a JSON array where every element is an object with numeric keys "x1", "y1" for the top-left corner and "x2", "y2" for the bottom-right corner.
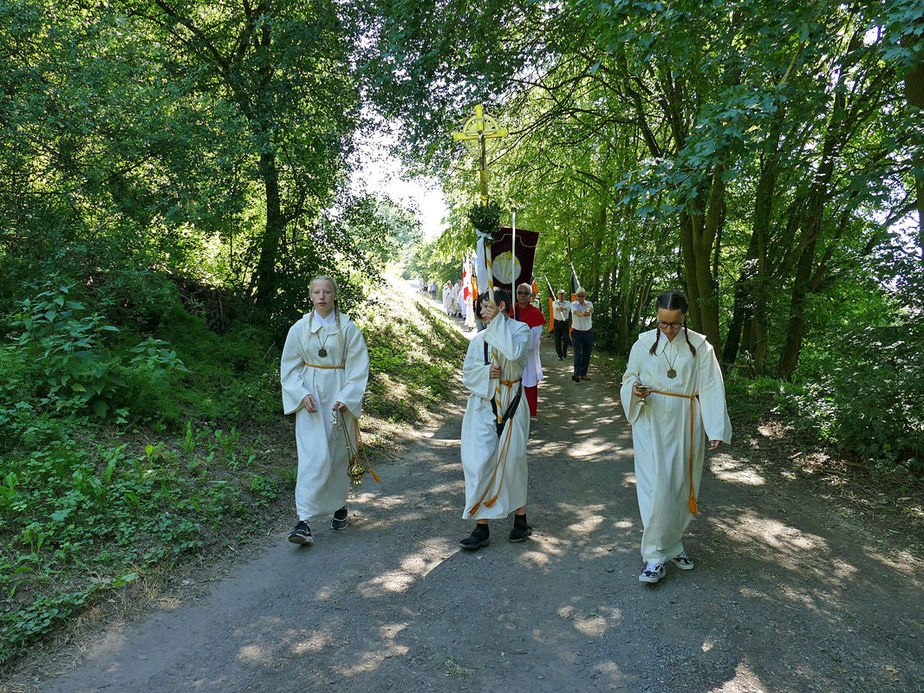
[
  {"x1": 791, "y1": 323, "x2": 923, "y2": 475},
  {"x1": 2, "y1": 279, "x2": 188, "y2": 423}
]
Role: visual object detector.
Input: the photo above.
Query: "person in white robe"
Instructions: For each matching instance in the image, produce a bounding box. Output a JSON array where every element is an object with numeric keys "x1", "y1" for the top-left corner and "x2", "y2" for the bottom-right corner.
[
  {"x1": 280, "y1": 276, "x2": 370, "y2": 545},
  {"x1": 464, "y1": 289, "x2": 477, "y2": 330},
  {"x1": 620, "y1": 290, "x2": 731, "y2": 583},
  {"x1": 459, "y1": 289, "x2": 532, "y2": 549},
  {"x1": 451, "y1": 280, "x2": 463, "y2": 317},
  {"x1": 442, "y1": 281, "x2": 453, "y2": 315}
]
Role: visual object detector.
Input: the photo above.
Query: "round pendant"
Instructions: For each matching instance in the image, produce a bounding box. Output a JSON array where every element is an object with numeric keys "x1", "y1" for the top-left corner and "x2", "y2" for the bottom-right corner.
[
  {"x1": 318, "y1": 348, "x2": 328, "y2": 358},
  {"x1": 667, "y1": 368, "x2": 677, "y2": 379}
]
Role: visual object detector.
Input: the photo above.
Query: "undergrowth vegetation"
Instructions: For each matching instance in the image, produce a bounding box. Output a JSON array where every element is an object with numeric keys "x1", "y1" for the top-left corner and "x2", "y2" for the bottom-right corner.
[{"x1": 0, "y1": 276, "x2": 468, "y2": 668}]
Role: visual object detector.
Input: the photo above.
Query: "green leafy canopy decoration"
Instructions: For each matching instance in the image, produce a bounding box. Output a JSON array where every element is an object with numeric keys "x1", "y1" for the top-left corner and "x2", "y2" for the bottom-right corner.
[{"x1": 466, "y1": 200, "x2": 502, "y2": 235}]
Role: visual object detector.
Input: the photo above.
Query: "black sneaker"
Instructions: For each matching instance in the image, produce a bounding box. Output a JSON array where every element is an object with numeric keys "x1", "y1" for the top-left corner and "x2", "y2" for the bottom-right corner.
[
  {"x1": 288, "y1": 520, "x2": 313, "y2": 545},
  {"x1": 331, "y1": 506, "x2": 349, "y2": 530},
  {"x1": 508, "y1": 523, "x2": 532, "y2": 543},
  {"x1": 459, "y1": 526, "x2": 490, "y2": 550}
]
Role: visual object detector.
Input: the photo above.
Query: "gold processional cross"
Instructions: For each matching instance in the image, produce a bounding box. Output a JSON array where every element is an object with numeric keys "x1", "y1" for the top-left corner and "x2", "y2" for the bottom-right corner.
[
  {"x1": 453, "y1": 105, "x2": 510, "y2": 430},
  {"x1": 452, "y1": 104, "x2": 508, "y2": 205}
]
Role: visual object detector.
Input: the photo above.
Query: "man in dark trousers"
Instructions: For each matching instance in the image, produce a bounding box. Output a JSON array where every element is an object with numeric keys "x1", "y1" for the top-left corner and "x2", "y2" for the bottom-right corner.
[{"x1": 552, "y1": 289, "x2": 571, "y2": 360}]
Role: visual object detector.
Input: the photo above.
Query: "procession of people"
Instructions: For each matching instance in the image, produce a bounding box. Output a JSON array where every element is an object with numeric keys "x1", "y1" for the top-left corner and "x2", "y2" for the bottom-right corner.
[{"x1": 281, "y1": 271, "x2": 730, "y2": 586}]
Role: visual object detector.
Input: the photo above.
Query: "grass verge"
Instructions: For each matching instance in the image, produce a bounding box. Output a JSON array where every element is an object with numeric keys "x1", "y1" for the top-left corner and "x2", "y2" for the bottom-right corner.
[{"x1": 0, "y1": 279, "x2": 468, "y2": 672}]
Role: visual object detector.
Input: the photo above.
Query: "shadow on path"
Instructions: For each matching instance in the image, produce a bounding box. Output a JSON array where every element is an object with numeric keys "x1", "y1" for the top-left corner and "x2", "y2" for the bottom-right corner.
[{"x1": 31, "y1": 297, "x2": 923, "y2": 693}]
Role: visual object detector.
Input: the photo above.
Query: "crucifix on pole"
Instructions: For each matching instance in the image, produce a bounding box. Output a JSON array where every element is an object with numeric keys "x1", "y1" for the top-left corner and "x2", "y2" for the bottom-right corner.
[{"x1": 452, "y1": 104, "x2": 508, "y2": 205}]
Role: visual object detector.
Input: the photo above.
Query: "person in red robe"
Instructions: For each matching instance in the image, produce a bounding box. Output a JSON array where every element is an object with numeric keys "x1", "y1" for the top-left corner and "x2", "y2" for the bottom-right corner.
[{"x1": 509, "y1": 283, "x2": 546, "y2": 417}]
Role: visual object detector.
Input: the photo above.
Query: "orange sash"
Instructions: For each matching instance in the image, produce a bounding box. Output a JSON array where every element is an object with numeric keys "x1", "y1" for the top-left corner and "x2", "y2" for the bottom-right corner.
[{"x1": 650, "y1": 389, "x2": 700, "y2": 514}]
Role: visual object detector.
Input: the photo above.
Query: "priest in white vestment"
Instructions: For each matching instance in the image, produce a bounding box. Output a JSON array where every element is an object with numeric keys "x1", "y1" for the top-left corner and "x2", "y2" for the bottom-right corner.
[
  {"x1": 281, "y1": 276, "x2": 369, "y2": 545},
  {"x1": 621, "y1": 290, "x2": 731, "y2": 583},
  {"x1": 459, "y1": 289, "x2": 532, "y2": 549}
]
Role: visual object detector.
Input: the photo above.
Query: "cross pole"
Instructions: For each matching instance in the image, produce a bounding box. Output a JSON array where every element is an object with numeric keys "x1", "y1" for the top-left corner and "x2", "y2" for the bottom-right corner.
[{"x1": 452, "y1": 104, "x2": 508, "y2": 205}]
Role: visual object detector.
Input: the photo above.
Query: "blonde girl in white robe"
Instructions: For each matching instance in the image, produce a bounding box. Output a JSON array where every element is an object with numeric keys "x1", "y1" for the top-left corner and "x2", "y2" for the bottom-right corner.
[
  {"x1": 280, "y1": 276, "x2": 369, "y2": 545},
  {"x1": 620, "y1": 290, "x2": 731, "y2": 583}
]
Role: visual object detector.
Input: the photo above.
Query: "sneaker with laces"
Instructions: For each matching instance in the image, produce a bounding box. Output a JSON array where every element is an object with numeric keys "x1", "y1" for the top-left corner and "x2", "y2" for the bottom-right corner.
[
  {"x1": 638, "y1": 562, "x2": 666, "y2": 583},
  {"x1": 331, "y1": 506, "x2": 349, "y2": 530},
  {"x1": 288, "y1": 520, "x2": 313, "y2": 545},
  {"x1": 671, "y1": 552, "x2": 694, "y2": 570}
]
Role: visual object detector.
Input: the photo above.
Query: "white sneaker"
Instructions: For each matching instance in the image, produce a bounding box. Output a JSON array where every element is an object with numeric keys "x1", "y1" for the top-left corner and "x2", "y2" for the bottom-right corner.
[
  {"x1": 639, "y1": 562, "x2": 666, "y2": 583},
  {"x1": 671, "y1": 552, "x2": 694, "y2": 570}
]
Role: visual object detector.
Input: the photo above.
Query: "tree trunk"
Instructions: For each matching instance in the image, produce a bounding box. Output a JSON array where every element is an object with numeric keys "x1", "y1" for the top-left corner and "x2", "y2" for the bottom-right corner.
[
  {"x1": 904, "y1": 36, "x2": 924, "y2": 255},
  {"x1": 725, "y1": 113, "x2": 783, "y2": 371},
  {"x1": 722, "y1": 229, "x2": 760, "y2": 366},
  {"x1": 679, "y1": 210, "x2": 702, "y2": 329},
  {"x1": 777, "y1": 227, "x2": 817, "y2": 379},
  {"x1": 682, "y1": 167, "x2": 725, "y2": 355},
  {"x1": 254, "y1": 150, "x2": 283, "y2": 309}
]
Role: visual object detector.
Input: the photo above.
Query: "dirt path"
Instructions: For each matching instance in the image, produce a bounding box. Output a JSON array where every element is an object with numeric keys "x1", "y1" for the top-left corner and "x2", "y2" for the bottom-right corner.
[{"x1": 13, "y1": 301, "x2": 924, "y2": 692}]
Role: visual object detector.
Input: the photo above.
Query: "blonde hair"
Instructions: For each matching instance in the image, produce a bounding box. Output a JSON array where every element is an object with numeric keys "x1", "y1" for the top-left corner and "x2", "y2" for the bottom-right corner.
[
  {"x1": 308, "y1": 274, "x2": 343, "y2": 351},
  {"x1": 310, "y1": 274, "x2": 338, "y2": 296}
]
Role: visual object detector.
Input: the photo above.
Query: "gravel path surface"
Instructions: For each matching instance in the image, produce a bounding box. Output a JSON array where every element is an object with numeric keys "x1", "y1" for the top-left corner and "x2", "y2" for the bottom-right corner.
[{"x1": 17, "y1": 305, "x2": 924, "y2": 692}]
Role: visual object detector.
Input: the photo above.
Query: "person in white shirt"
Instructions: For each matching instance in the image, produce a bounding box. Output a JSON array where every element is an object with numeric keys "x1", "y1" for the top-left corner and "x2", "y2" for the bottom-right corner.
[
  {"x1": 570, "y1": 288, "x2": 594, "y2": 382},
  {"x1": 442, "y1": 281, "x2": 453, "y2": 315},
  {"x1": 552, "y1": 289, "x2": 571, "y2": 360}
]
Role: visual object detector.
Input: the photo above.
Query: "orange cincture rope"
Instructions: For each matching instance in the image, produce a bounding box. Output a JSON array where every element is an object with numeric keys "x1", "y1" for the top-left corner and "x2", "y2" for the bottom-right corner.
[
  {"x1": 650, "y1": 389, "x2": 700, "y2": 514},
  {"x1": 467, "y1": 379, "x2": 521, "y2": 516},
  {"x1": 352, "y1": 417, "x2": 380, "y2": 483},
  {"x1": 303, "y1": 362, "x2": 345, "y2": 369}
]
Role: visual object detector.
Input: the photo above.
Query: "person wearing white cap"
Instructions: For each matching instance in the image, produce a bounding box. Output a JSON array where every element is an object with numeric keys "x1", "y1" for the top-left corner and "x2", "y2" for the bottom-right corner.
[
  {"x1": 552, "y1": 289, "x2": 571, "y2": 360},
  {"x1": 570, "y1": 288, "x2": 594, "y2": 382}
]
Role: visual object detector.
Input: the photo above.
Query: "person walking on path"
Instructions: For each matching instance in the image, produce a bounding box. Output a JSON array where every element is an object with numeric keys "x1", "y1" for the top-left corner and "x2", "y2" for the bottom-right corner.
[
  {"x1": 459, "y1": 289, "x2": 532, "y2": 549},
  {"x1": 570, "y1": 288, "x2": 594, "y2": 382},
  {"x1": 280, "y1": 275, "x2": 370, "y2": 545},
  {"x1": 442, "y1": 281, "x2": 453, "y2": 315},
  {"x1": 510, "y1": 282, "x2": 545, "y2": 418},
  {"x1": 620, "y1": 290, "x2": 731, "y2": 583},
  {"x1": 552, "y1": 289, "x2": 571, "y2": 360}
]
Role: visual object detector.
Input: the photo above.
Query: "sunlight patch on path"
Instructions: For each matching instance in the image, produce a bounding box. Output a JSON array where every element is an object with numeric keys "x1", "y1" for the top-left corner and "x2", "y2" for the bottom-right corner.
[
  {"x1": 556, "y1": 604, "x2": 622, "y2": 637},
  {"x1": 714, "y1": 662, "x2": 770, "y2": 692},
  {"x1": 711, "y1": 456, "x2": 766, "y2": 486},
  {"x1": 356, "y1": 539, "x2": 451, "y2": 597}
]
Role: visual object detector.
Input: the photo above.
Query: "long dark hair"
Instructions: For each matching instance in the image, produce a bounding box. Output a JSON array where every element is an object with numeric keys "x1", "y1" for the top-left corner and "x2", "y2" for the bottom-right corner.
[{"x1": 649, "y1": 290, "x2": 696, "y2": 357}]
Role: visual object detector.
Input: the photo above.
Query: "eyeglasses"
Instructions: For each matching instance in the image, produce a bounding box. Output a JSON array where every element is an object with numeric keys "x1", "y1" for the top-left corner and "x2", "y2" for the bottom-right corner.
[
  {"x1": 657, "y1": 321, "x2": 684, "y2": 329},
  {"x1": 516, "y1": 290, "x2": 532, "y2": 295}
]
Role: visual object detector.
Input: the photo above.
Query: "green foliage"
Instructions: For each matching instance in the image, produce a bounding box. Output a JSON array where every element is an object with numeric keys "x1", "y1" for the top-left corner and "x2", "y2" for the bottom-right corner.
[
  {"x1": 466, "y1": 200, "x2": 502, "y2": 234},
  {"x1": 1, "y1": 279, "x2": 196, "y2": 425},
  {"x1": 791, "y1": 325, "x2": 924, "y2": 475},
  {"x1": 0, "y1": 425, "x2": 280, "y2": 663},
  {"x1": 358, "y1": 305, "x2": 468, "y2": 423},
  {"x1": 403, "y1": 239, "x2": 462, "y2": 285}
]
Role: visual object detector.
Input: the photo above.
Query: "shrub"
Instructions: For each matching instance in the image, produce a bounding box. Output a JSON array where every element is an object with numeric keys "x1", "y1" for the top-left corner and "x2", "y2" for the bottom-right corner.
[{"x1": 791, "y1": 324, "x2": 923, "y2": 475}]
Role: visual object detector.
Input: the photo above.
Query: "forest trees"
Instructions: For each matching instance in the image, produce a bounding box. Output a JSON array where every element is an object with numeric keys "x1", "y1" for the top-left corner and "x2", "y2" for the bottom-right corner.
[
  {"x1": 120, "y1": 0, "x2": 359, "y2": 310},
  {"x1": 365, "y1": 0, "x2": 923, "y2": 378},
  {"x1": 0, "y1": 0, "x2": 400, "y2": 328}
]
